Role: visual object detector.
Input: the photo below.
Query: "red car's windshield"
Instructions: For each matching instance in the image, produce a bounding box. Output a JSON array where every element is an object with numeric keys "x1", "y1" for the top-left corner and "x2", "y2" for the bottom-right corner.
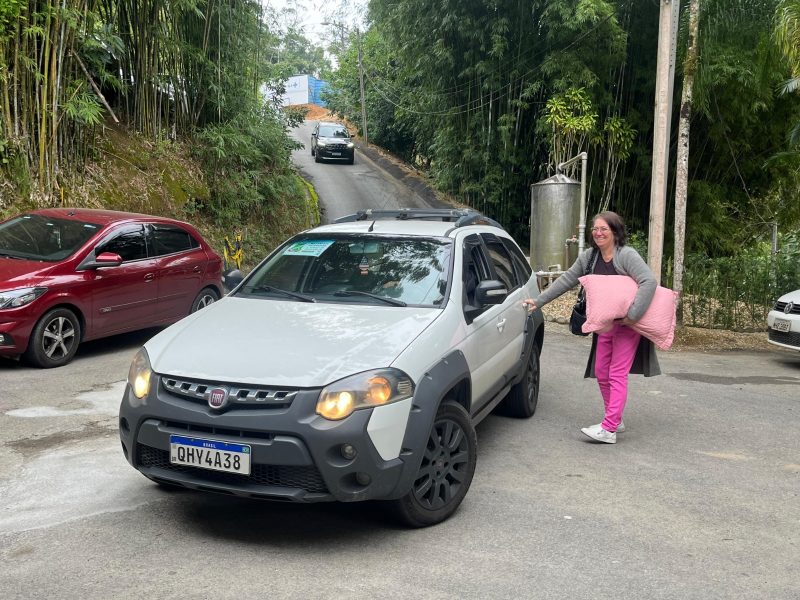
[{"x1": 0, "y1": 214, "x2": 101, "y2": 262}]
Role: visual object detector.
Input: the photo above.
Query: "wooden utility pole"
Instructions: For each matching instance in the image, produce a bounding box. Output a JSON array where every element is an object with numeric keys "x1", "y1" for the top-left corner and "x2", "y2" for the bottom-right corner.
[
  {"x1": 648, "y1": 0, "x2": 680, "y2": 283},
  {"x1": 673, "y1": 0, "x2": 700, "y2": 324}
]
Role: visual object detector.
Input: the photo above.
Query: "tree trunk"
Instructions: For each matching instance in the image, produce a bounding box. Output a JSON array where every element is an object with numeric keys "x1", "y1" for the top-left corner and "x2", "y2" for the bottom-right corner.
[{"x1": 673, "y1": 0, "x2": 700, "y2": 325}]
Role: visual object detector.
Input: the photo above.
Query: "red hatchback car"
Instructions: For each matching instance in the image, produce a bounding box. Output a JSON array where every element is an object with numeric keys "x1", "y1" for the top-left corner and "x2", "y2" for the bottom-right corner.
[{"x1": 0, "y1": 208, "x2": 223, "y2": 368}]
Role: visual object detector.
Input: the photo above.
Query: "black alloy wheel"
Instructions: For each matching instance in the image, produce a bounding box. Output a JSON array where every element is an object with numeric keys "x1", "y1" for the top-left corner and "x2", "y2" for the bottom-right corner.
[
  {"x1": 499, "y1": 340, "x2": 540, "y2": 418},
  {"x1": 24, "y1": 307, "x2": 82, "y2": 368},
  {"x1": 391, "y1": 401, "x2": 477, "y2": 527}
]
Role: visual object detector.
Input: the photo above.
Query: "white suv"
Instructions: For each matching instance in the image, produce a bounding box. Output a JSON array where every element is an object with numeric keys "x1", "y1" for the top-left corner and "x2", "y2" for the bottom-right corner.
[{"x1": 119, "y1": 209, "x2": 545, "y2": 527}]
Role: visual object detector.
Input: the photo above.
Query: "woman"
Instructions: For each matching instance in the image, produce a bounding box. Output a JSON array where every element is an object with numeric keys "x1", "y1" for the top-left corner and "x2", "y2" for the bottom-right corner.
[{"x1": 523, "y1": 211, "x2": 660, "y2": 444}]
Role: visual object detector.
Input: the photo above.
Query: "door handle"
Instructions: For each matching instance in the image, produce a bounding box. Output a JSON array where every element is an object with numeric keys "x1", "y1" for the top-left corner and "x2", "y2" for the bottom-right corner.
[
  {"x1": 193, "y1": 265, "x2": 201, "y2": 273},
  {"x1": 144, "y1": 273, "x2": 155, "y2": 282},
  {"x1": 496, "y1": 318, "x2": 506, "y2": 331}
]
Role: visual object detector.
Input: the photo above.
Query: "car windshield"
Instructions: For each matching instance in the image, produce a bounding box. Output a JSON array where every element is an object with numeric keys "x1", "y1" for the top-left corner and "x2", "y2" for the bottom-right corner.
[
  {"x1": 318, "y1": 125, "x2": 349, "y2": 138},
  {"x1": 237, "y1": 235, "x2": 453, "y2": 307},
  {"x1": 0, "y1": 214, "x2": 101, "y2": 261}
]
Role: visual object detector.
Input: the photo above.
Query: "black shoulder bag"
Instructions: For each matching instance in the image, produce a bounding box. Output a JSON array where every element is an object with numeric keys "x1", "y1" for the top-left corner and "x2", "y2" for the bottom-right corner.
[{"x1": 569, "y1": 249, "x2": 597, "y2": 336}]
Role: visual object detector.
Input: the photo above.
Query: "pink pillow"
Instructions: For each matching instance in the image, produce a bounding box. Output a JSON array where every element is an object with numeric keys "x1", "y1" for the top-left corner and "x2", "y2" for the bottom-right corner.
[{"x1": 578, "y1": 274, "x2": 678, "y2": 350}]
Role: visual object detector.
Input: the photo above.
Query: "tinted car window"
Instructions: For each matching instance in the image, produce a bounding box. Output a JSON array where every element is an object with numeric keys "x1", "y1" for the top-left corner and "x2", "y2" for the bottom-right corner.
[
  {"x1": 318, "y1": 125, "x2": 350, "y2": 138},
  {"x1": 97, "y1": 227, "x2": 147, "y2": 262},
  {"x1": 150, "y1": 224, "x2": 198, "y2": 256},
  {"x1": 502, "y1": 238, "x2": 532, "y2": 282},
  {"x1": 238, "y1": 235, "x2": 452, "y2": 307},
  {"x1": 484, "y1": 240, "x2": 517, "y2": 290},
  {"x1": 0, "y1": 214, "x2": 101, "y2": 261}
]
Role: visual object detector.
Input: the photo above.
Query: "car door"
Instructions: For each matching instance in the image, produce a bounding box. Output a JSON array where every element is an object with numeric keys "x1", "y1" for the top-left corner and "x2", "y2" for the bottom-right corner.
[
  {"x1": 458, "y1": 234, "x2": 510, "y2": 412},
  {"x1": 148, "y1": 223, "x2": 208, "y2": 322},
  {"x1": 85, "y1": 224, "x2": 158, "y2": 336},
  {"x1": 481, "y1": 233, "x2": 527, "y2": 380}
]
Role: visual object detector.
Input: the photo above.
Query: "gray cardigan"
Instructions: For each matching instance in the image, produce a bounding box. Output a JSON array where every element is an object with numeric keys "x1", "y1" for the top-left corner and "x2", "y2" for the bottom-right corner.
[{"x1": 533, "y1": 245, "x2": 657, "y2": 321}]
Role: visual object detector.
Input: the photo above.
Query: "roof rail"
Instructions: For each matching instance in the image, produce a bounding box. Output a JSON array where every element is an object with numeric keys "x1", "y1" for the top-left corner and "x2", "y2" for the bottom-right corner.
[{"x1": 333, "y1": 208, "x2": 505, "y2": 230}]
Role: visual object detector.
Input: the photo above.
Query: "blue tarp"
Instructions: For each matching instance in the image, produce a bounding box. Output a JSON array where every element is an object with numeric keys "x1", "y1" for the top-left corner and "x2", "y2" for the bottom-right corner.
[{"x1": 309, "y1": 76, "x2": 329, "y2": 107}]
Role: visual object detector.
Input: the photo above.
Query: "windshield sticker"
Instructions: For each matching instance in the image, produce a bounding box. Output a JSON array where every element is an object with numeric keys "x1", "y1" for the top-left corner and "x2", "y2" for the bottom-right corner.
[{"x1": 283, "y1": 239, "x2": 334, "y2": 257}]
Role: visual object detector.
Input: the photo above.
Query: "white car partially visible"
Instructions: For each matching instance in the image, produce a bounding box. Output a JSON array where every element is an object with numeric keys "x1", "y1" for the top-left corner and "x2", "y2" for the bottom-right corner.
[{"x1": 767, "y1": 289, "x2": 800, "y2": 351}]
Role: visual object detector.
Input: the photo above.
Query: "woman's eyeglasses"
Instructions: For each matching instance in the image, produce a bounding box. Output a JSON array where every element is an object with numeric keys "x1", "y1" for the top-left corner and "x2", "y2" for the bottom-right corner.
[{"x1": 591, "y1": 226, "x2": 610, "y2": 233}]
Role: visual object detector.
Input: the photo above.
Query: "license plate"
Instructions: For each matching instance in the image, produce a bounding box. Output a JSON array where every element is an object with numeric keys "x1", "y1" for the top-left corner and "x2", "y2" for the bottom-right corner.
[
  {"x1": 331, "y1": 152, "x2": 341, "y2": 156},
  {"x1": 772, "y1": 318, "x2": 791, "y2": 332},
  {"x1": 169, "y1": 435, "x2": 251, "y2": 475}
]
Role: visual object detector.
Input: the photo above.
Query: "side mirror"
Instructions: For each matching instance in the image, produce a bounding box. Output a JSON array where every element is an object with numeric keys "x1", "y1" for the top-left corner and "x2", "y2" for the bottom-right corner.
[
  {"x1": 222, "y1": 269, "x2": 244, "y2": 293},
  {"x1": 474, "y1": 280, "x2": 508, "y2": 305},
  {"x1": 80, "y1": 251, "x2": 123, "y2": 270}
]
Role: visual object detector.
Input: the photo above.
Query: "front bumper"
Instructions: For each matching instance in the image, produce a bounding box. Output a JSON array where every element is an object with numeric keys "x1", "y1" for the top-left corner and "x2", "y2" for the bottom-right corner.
[
  {"x1": 119, "y1": 375, "x2": 413, "y2": 503},
  {"x1": 767, "y1": 310, "x2": 800, "y2": 351},
  {"x1": 0, "y1": 310, "x2": 36, "y2": 356},
  {"x1": 316, "y1": 145, "x2": 354, "y2": 161}
]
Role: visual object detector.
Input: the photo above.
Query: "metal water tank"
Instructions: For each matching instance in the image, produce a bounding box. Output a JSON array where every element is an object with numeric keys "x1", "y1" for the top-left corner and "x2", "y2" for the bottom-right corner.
[{"x1": 529, "y1": 174, "x2": 580, "y2": 271}]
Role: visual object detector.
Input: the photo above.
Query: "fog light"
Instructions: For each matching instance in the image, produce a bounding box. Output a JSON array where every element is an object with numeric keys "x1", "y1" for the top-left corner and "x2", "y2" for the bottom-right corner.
[
  {"x1": 340, "y1": 444, "x2": 357, "y2": 460},
  {"x1": 0, "y1": 333, "x2": 11, "y2": 346},
  {"x1": 355, "y1": 472, "x2": 371, "y2": 486}
]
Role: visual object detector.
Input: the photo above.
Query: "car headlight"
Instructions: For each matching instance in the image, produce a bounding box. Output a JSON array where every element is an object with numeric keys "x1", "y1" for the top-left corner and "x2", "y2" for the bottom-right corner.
[
  {"x1": 317, "y1": 140, "x2": 327, "y2": 147},
  {"x1": 347, "y1": 142, "x2": 354, "y2": 148},
  {"x1": 0, "y1": 287, "x2": 47, "y2": 309},
  {"x1": 316, "y1": 368, "x2": 415, "y2": 420},
  {"x1": 127, "y1": 348, "x2": 153, "y2": 402}
]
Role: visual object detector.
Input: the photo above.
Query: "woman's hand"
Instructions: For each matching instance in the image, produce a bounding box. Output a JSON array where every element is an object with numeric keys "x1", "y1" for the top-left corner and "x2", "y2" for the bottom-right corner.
[
  {"x1": 522, "y1": 299, "x2": 537, "y2": 313},
  {"x1": 617, "y1": 316, "x2": 636, "y2": 327}
]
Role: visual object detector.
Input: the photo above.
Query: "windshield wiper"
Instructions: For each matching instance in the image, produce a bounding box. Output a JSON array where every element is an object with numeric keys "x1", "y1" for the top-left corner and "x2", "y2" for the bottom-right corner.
[
  {"x1": 248, "y1": 285, "x2": 316, "y2": 303},
  {"x1": 333, "y1": 290, "x2": 407, "y2": 307},
  {"x1": 0, "y1": 252, "x2": 24, "y2": 260}
]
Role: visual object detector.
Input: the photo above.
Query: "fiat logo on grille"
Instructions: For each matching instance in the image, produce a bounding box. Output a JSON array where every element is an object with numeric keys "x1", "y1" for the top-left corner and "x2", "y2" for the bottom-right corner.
[
  {"x1": 785, "y1": 302, "x2": 794, "y2": 315},
  {"x1": 208, "y1": 387, "x2": 228, "y2": 409}
]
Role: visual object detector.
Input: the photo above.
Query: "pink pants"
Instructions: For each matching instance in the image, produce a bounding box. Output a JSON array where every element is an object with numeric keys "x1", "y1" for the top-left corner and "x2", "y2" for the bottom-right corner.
[{"x1": 595, "y1": 323, "x2": 641, "y2": 432}]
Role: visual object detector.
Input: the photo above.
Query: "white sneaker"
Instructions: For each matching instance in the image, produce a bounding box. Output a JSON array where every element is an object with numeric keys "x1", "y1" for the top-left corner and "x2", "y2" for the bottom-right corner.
[
  {"x1": 616, "y1": 421, "x2": 625, "y2": 433},
  {"x1": 581, "y1": 424, "x2": 617, "y2": 444}
]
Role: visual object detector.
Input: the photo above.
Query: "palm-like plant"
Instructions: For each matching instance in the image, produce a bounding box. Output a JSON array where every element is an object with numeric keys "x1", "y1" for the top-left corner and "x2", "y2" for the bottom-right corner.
[{"x1": 775, "y1": 0, "x2": 800, "y2": 143}]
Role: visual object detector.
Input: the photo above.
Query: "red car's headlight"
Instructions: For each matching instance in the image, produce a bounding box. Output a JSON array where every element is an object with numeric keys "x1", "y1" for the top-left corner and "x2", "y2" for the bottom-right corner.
[{"x1": 0, "y1": 287, "x2": 48, "y2": 309}]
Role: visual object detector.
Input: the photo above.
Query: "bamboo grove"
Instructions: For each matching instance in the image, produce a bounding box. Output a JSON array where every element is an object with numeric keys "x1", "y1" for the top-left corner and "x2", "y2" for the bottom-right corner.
[
  {"x1": 326, "y1": 0, "x2": 800, "y2": 253},
  {"x1": 0, "y1": 0, "x2": 279, "y2": 201}
]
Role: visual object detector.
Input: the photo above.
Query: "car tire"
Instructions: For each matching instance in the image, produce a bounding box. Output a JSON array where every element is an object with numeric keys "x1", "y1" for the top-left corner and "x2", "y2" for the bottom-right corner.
[
  {"x1": 311, "y1": 145, "x2": 315, "y2": 156},
  {"x1": 24, "y1": 307, "x2": 82, "y2": 368},
  {"x1": 191, "y1": 288, "x2": 219, "y2": 313},
  {"x1": 499, "y1": 341, "x2": 540, "y2": 418},
  {"x1": 314, "y1": 151, "x2": 322, "y2": 163},
  {"x1": 347, "y1": 155, "x2": 354, "y2": 165},
  {"x1": 390, "y1": 400, "x2": 477, "y2": 527}
]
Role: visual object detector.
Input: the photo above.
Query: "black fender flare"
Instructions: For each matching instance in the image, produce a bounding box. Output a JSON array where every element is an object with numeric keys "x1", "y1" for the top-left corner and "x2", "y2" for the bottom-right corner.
[{"x1": 387, "y1": 350, "x2": 472, "y2": 499}]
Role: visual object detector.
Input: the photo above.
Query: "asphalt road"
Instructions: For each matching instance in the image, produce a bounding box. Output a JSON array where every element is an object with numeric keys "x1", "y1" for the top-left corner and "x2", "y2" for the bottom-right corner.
[
  {"x1": 1, "y1": 125, "x2": 799, "y2": 598},
  {"x1": 2, "y1": 323, "x2": 799, "y2": 599},
  {"x1": 289, "y1": 120, "x2": 439, "y2": 222}
]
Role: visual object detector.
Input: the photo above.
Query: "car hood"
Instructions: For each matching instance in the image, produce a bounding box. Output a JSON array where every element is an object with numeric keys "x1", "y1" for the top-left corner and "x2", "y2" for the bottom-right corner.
[
  {"x1": 0, "y1": 257, "x2": 54, "y2": 288},
  {"x1": 145, "y1": 296, "x2": 442, "y2": 386},
  {"x1": 777, "y1": 289, "x2": 800, "y2": 304}
]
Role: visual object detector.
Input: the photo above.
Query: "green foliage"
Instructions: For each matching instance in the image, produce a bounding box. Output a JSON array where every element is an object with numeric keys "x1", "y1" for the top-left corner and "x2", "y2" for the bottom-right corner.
[
  {"x1": 544, "y1": 87, "x2": 598, "y2": 171},
  {"x1": 193, "y1": 107, "x2": 302, "y2": 226},
  {"x1": 679, "y1": 243, "x2": 800, "y2": 330},
  {"x1": 62, "y1": 84, "x2": 104, "y2": 126}
]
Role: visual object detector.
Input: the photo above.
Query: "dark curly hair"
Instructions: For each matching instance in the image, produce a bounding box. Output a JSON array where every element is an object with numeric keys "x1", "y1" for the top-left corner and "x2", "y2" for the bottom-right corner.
[{"x1": 589, "y1": 211, "x2": 627, "y2": 249}]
